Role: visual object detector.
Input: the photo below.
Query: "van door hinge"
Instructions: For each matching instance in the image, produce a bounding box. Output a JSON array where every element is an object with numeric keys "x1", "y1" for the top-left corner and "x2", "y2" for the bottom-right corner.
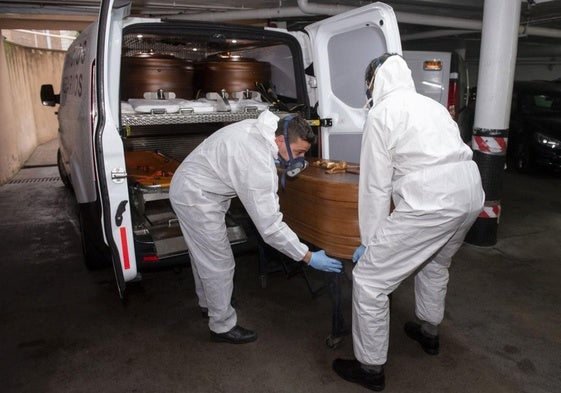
[
  {"x1": 308, "y1": 118, "x2": 332, "y2": 127},
  {"x1": 111, "y1": 168, "x2": 127, "y2": 184}
]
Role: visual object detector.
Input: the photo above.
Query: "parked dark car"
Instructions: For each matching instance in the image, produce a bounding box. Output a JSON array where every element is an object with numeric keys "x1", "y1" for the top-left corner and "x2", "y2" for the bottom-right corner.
[{"x1": 508, "y1": 80, "x2": 561, "y2": 173}]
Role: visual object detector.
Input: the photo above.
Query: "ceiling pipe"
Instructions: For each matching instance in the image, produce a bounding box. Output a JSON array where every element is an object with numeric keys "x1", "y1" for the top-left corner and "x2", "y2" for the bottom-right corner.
[
  {"x1": 401, "y1": 29, "x2": 476, "y2": 41},
  {"x1": 295, "y1": 0, "x2": 353, "y2": 15},
  {"x1": 166, "y1": 6, "x2": 307, "y2": 21},
  {"x1": 166, "y1": 0, "x2": 561, "y2": 40},
  {"x1": 397, "y1": 11, "x2": 561, "y2": 39},
  {"x1": 165, "y1": 0, "x2": 352, "y2": 21},
  {"x1": 519, "y1": 24, "x2": 561, "y2": 39},
  {"x1": 396, "y1": 11, "x2": 482, "y2": 30}
]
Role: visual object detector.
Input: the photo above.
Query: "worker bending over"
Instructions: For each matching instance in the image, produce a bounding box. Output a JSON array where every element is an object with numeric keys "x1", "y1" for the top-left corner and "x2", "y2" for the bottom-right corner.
[{"x1": 170, "y1": 110, "x2": 342, "y2": 345}]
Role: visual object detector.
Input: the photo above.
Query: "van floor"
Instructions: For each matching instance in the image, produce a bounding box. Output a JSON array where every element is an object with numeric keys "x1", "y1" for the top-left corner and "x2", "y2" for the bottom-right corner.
[{"x1": 1, "y1": 139, "x2": 559, "y2": 393}]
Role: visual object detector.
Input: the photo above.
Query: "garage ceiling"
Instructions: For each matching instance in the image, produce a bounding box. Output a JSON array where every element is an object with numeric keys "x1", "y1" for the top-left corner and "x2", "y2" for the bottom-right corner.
[{"x1": 1, "y1": 0, "x2": 560, "y2": 59}]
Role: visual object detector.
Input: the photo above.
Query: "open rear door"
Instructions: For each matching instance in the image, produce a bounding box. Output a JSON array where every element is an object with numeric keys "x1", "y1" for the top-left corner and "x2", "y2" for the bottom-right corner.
[
  {"x1": 305, "y1": 2, "x2": 402, "y2": 163},
  {"x1": 96, "y1": 0, "x2": 138, "y2": 298}
]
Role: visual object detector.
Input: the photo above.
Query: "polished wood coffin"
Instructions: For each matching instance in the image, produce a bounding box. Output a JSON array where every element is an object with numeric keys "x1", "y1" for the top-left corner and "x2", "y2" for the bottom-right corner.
[{"x1": 278, "y1": 162, "x2": 360, "y2": 260}]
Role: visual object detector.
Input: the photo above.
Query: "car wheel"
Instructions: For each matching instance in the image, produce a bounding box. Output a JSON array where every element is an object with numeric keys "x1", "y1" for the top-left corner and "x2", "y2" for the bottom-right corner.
[
  {"x1": 57, "y1": 148, "x2": 72, "y2": 188},
  {"x1": 78, "y1": 203, "x2": 112, "y2": 271}
]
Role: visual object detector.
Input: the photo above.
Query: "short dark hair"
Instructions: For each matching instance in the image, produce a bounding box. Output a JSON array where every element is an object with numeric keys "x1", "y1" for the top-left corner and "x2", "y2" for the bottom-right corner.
[{"x1": 276, "y1": 114, "x2": 317, "y2": 145}]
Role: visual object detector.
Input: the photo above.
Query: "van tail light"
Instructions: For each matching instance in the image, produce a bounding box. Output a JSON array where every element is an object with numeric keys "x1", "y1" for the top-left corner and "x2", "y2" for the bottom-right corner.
[
  {"x1": 423, "y1": 60, "x2": 442, "y2": 71},
  {"x1": 448, "y1": 72, "x2": 459, "y2": 121}
]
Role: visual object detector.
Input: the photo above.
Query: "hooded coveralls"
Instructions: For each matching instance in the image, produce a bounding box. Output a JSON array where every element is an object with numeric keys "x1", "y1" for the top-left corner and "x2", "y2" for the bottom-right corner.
[
  {"x1": 169, "y1": 110, "x2": 308, "y2": 334},
  {"x1": 353, "y1": 55, "x2": 485, "y2": 365}
]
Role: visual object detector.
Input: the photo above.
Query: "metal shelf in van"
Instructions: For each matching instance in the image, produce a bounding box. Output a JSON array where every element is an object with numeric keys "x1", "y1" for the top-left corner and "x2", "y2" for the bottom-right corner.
[{"x1": 121, "y1": 110, "x2": 271, "y2": 127}]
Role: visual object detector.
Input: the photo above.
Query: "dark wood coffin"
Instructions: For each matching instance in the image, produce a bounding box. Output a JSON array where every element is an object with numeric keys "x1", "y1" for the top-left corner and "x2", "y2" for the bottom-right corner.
[
  {"x1": 278, "y1": 162, "x2": 360, "y2": 260},
  {"x1": 121, "y1": 55, "x2": 195, "y2": 100}
]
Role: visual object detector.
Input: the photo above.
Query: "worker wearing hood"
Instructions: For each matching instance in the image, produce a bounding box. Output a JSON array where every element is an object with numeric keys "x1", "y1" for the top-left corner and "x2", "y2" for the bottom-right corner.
[
  {"x1": 333, "y1": 54, "x2": 484, "y2": 391},
  {"x1": 170, "y1": 110, "x2": 342, "y2": 344}
]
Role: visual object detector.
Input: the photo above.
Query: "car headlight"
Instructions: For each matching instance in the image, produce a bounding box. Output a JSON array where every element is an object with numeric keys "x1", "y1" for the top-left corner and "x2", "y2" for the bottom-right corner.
[{"x1": 534, "y1": 132, "x2": 561, "y2": 150}]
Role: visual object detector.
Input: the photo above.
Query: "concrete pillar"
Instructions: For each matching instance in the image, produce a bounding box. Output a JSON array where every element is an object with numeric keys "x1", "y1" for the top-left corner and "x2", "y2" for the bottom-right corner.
[{"x1": 465, "y1": 0, "x2": 521, "y2": 246}]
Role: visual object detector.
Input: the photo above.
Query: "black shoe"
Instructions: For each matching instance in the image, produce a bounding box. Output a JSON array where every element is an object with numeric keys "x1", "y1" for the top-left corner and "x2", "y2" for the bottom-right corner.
[
  {"x1": 332, "y1": 358, "x2": 385, "y2": 391},
  {"x1": 210, "y1": 325, "x2": 257, "y2": 344},
  {"x1": 404, "y1": 321, "x2": 439, "y2": 355}
]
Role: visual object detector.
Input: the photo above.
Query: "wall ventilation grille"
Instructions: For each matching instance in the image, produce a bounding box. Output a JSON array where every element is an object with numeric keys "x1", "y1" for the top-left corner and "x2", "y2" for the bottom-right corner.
[{"x1": 8, "y1": 177, "x2": 61, "y2": 184}]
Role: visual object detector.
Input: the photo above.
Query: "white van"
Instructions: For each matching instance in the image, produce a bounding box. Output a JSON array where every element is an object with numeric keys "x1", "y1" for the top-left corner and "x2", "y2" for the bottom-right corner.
[
  {"x1": 40, "y1": 0, "x2": 402, "y2": 297},
  {"x1": 403, "y1": 50, "x2": 471, "y2": 143}
]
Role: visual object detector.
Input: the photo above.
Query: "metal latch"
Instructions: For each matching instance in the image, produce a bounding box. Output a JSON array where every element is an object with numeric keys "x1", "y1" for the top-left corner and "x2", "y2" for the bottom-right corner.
[
  {"x1": 308, "y1": 118, "x2": 333, "y2": 127},
  {"x1": 111, "y1": 168, "x2": 127, "y2": 184},
  {"x1": 115, "y1": 200, "x2": 128, "y2": 226}
]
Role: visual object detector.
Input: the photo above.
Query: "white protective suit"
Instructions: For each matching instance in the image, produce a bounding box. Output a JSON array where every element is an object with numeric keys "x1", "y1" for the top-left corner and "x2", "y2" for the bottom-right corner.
[
  {"x1": 169, "y1": 110, "x2": 308, "y2": 333},
  {"x1": 353, "y1": 55, "x2": 485, "y2": 365}
]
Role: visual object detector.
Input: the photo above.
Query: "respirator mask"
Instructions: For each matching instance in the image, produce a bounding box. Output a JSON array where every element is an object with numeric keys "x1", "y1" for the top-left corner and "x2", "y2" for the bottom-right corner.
[
  {"x1": 364, "y1": 76, "x2": 375, "y2": 109},
  {"x1": 364, "y1": 54, "x2": 391, "y2": 109},
  {"x1": 278, "y1": 114, "x2": 309, "y2": 188}
]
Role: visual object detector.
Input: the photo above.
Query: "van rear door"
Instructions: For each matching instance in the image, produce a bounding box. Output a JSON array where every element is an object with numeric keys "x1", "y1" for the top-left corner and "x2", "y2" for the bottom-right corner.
[
  {"x1": 98, "y1": 0, "x2": 137, "y2": 297},
  {"x1": 304, "y1": 3, "x2": 401, "y2": 163}
]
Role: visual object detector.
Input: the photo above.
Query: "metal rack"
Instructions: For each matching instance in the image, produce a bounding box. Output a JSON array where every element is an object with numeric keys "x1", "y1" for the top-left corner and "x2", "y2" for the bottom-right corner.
[{"x1": 121, "y1": 109, "x2": 275, "y2": 127}]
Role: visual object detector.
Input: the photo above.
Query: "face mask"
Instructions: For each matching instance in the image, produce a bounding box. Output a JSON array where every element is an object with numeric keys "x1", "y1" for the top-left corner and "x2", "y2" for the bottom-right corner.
[
  {"x1": 364, "y1": 56, "x2": 386, "y2": 109},
  {"x1": 364, "y1": 76, "x2": 375, "y2": 109},
  {"x1": 278, "y1": 115, "x2": 309, "y2": 188}
]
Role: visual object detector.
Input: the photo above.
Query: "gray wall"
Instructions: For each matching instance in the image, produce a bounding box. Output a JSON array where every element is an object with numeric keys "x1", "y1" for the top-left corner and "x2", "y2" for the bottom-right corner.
[{"x1": 0, "y1": 36, "x2": 64, "y2": 184}]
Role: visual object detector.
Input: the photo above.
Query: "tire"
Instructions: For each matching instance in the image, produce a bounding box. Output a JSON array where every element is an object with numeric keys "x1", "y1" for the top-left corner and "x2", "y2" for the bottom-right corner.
[
  {"x1": 57, "y1": 148, "x2": 72, "y2": 188},
  {"x1": 78, "y1": 202, "x2": 112, "y2": 271}
]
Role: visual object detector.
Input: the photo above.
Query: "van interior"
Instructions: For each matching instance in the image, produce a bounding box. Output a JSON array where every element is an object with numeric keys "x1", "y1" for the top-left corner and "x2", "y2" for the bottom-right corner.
[{"x1": 118, "y1": 22, "x2": 306, "y2": 267}]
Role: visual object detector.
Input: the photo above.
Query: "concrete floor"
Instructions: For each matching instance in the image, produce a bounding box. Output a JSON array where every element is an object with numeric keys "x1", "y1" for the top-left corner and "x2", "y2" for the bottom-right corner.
[{"x1": 0, "y1": 140, "x2": 560, "y2": 393}]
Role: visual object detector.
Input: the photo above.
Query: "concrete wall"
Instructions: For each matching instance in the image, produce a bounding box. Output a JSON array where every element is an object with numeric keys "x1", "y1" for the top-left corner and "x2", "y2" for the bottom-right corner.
[
  {"x1": 2, "y1": 29, "x2": 76, "y2": 51},
  {"x1": 0, "y1": 36, "x2": 64, "y2": 184}
]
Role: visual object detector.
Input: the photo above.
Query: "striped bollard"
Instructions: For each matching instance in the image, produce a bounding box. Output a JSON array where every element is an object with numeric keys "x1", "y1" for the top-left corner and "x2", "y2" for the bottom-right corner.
[{"x1": 465, "y1": 128, "x2": 508, "y2": 246}]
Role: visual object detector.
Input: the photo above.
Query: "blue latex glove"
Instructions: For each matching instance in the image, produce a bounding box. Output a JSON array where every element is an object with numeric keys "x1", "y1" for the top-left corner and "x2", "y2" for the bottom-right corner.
[
  {"x1": 309, "y1": 250, "x2": 342, "y2": 273},
  {"x1": 352, "y1": 245, "x2": 366, "y2": 263}
]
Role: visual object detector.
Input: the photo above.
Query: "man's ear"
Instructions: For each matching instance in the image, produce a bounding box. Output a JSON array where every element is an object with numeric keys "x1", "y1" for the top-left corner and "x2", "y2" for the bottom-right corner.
[{"x1": 275, "y1": 134, "x2": 285, "y2": 147}]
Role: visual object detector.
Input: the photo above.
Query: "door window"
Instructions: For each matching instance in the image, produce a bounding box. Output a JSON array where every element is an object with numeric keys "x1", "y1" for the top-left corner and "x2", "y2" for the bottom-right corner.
[{"x1": 328, "y1": 25, "x2": 387, "y2": 108}]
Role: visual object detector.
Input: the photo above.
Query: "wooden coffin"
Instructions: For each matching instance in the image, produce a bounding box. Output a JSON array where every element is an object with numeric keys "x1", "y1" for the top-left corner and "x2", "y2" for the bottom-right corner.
[
  {"x1": 199, "y1": 54, "x2": 271, "y2": 96},
  {"x1": 121, "y1": 55, "x2": 195, "y2": 100},
  {"x1": 278, "y1": 161, "x2": 360, "y2": 260},
  {"x1": 125, "y1": 150, "x2": 180, "y2": 189}
]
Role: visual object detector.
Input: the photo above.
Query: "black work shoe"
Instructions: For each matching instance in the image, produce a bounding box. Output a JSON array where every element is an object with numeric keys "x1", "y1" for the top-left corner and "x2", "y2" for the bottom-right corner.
[
  {"x1": 332, "y1": 358, "x2": 385, "y2": 391},
  {"x1": 210, "y1": 325, "x2": 257, "y2": 344},
  {"x1": 404, "y1": 321, "x2": 439, "y2": 355}
]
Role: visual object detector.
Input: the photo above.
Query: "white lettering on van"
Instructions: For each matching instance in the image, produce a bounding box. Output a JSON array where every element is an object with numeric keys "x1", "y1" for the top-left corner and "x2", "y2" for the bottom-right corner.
[{"x1": 61, "y1": 39, "x2": 87, "y2": 101}]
